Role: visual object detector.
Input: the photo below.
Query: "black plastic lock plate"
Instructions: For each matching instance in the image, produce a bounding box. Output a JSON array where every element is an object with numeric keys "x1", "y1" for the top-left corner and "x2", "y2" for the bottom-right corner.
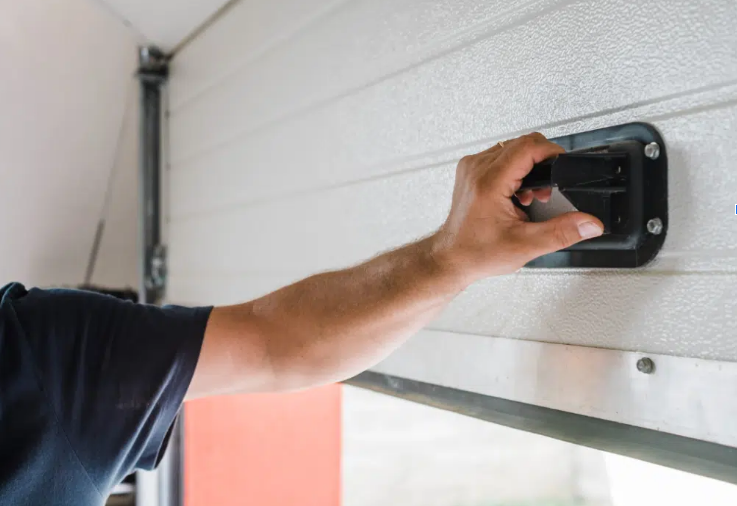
[{"x1": 524, "y1": 122, "x2": 668, "y2": 269}]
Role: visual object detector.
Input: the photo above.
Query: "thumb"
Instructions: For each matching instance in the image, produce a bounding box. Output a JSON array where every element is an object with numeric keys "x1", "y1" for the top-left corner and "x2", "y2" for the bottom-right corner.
[{"x1": 514, "y1": 212, "x2": 604, "y2": 259}]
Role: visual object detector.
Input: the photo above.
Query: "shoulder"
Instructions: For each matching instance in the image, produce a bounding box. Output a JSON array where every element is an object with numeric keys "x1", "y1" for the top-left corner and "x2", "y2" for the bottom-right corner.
[{"x1": 0, "y1": 282, "x2": 29, "y2": 304}]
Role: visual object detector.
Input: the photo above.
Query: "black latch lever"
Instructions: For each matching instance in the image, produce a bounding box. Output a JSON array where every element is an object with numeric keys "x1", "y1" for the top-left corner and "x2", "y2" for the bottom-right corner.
[
  {"x1": 520, "y1": 152, "x2": 629, "y2": 195},
  {"x1": 513, "y1": 123, "x2": 668, "y2": 269}
]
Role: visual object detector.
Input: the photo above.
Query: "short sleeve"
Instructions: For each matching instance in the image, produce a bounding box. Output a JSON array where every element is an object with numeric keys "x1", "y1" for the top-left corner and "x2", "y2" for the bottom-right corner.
[{"x1": 7, "y1": 284, "x2": 212, "y2": 492}]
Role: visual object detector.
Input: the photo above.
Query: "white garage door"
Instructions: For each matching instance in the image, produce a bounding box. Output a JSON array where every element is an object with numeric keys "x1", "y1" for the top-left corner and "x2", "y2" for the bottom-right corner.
[{"x1": 165, "y1": 0, "x2": 737, "y2": 468}]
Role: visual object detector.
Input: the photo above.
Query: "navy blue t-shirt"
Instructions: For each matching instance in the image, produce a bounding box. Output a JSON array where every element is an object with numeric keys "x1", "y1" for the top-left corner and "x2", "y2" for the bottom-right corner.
[{"x1": 0, "y1": 283, "x2": 212, "y2": 505}]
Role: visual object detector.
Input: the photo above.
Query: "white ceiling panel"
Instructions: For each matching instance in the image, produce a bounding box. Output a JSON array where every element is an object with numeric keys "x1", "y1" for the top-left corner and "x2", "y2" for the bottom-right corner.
[{"x1": 97, "y1": 0, "x2": 233, "y2": 50}]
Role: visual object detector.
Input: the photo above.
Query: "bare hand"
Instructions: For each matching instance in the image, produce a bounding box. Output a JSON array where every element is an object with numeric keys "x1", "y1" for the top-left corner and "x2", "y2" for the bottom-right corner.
[{"x1": 432, "y1": 132, "x2": 604, "y2": 286}]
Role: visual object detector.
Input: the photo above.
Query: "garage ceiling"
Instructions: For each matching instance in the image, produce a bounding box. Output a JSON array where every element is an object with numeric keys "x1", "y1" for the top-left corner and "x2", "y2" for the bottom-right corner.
[{"x1": 97, "y1": 0, "x2": 233, "y2": 51}]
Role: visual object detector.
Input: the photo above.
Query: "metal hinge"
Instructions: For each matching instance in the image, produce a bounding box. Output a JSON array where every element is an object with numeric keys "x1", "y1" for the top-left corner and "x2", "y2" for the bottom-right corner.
[
  {"x1": 137, "y1": 46, "x2": 168, "y2": 83},
  {"x1": 145, "y1": 244, "x2": 167, "y2": 295}
]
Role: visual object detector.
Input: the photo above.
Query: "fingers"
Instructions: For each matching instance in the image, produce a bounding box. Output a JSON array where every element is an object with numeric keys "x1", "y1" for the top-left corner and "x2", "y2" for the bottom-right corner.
[
  {"x1": 516, "y1": 187, "x2": 552, "y2": 206},
  {"x1": 516, "y1": 190, "x2": 534, "y2": 206},
  {"x1": 497, "y1": 133, "x2": 565, "y2": 183},
  {"x1": 462, "y1": 133, "x2": 563, "y2": 199},
  {"x1": 532, "y1": 187, "x2": 552, "y2": 203},
  {"x1": 511, "y1": 211, "x2": 604, "y2": 260}
]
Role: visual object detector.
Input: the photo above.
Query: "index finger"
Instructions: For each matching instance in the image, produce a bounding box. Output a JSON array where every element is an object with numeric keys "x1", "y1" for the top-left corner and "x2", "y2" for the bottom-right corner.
[{"x1": 497, "y1": 133, "x2": 565, "y2": 183}]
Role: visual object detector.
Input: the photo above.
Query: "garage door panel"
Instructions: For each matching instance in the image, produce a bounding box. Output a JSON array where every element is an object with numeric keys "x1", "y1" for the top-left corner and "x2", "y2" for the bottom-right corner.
[
  {"x1": 432, "y1": 272, "x2": 737, "y2": 360},
  {"x1": 168, "y1": 84, "x2": 737, "y2": 228},
  {"x1": 169, "y1": 0, "x2": 346, "y2": 109},
  {"x1": 655, "y1": 105, "x2": 737, "y2": 252},
  {"x1": 168, "y1": 163, "x2": 454, "y2": 275},
  {"x1": 168, "y1": 0, "x2": 737, "y2": 467},
  {"x1": 169, "y1": 101, "x2": 737, "y2": 282},
  {"x1": 168, "y1": 87, "x2": 737, "y2": 224},
  {"x1": 169, "y1": 0, "x2": 737, "y2": 189},
  {"x1": 168, "y1": 0, "x2": 561, "y2": 157},
  {"x1": 167, "y1": 268, "x2": 737, "y2": 361}
]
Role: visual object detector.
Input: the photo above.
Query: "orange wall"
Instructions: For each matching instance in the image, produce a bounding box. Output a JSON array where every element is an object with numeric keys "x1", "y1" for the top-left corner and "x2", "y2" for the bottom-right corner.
[{"x1": 184, "y1": 385, "x2": 342, "y2": 506}]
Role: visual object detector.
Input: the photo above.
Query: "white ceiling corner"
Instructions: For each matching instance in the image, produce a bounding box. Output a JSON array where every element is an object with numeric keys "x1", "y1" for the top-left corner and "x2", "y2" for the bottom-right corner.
[{"x1": 97, "y1": 0, "x2": 233, "y2": 50}]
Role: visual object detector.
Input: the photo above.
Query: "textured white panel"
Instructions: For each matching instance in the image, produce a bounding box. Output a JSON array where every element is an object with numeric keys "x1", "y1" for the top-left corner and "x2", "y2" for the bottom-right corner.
[
  {"x1": 169, "y1": 0, "x2": 737, "y2": 192},
  {"x1": 0, "y1": 0, "x2": 139, "y2": 288},
  {"x1": 169, "y1": 102, "x2": 737, "y2": 266},
  {"x1": 169, "y1": 0, "x2": 349, "y2": 108},
  {"x1": 169, "y1": 0, "x2": 559, "y2": 123},
  {"x1": 169, "y1": 267, "x2": 737, "y2": 361},
  {"x1": 167, "y1": 0, "x2": 737, "y2": 408}
]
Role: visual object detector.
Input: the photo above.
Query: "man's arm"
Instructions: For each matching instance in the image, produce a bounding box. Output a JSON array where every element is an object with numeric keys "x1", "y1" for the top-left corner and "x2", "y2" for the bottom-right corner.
[{"x1": 186, "y1": 133, "x2": 604, "y2": 398}]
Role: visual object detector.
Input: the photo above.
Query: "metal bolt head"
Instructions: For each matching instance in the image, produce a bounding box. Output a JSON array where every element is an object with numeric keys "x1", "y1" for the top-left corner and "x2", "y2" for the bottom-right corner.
[
  {"x1": 644, "y1": 142, "x2": 660, "y2": 160},
  {"x1": 637, "y1": 357, "x2": 655, "y2": 374},
  {"x1": 647, "y1": 218, "x2": 664, "y2": 235}
]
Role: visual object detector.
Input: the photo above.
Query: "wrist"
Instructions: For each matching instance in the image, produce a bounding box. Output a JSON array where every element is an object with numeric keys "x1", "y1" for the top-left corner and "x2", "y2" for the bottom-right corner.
[{"x1": 423, "y1": 231, "x2": 473, "y2": 294}]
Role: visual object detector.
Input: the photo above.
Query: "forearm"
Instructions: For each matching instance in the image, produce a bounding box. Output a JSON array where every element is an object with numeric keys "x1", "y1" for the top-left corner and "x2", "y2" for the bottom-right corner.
[
  {"x1": 188, "y1": 133, "x2": 602, "y2": 399},
  {"x1": 234, "y1": 235, "x2": 462, "y2": 391}
]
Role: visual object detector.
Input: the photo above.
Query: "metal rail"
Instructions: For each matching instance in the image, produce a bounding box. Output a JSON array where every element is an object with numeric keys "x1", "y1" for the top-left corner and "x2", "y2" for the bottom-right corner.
[{"x1": 135, "y1": 46, "x2": 182, "y2": 506}]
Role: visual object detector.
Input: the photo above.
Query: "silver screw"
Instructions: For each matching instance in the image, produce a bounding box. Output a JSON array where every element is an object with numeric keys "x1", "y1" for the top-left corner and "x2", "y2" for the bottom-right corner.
[
  {"x1": 637, "y1": 357, "x2": 655, "y2": 374},
  {"x1": 644, "y1": 142, "x2": 660, "y2": 160},
  {"x1": 647, "y1": 218, "x2": 663, "y2": 235}
]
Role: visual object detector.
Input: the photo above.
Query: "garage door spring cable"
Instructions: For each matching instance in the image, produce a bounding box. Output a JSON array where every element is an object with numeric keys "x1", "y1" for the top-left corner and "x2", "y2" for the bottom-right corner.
[{"x1": 83, "y1": 81, "x2": 133, "y2": 285}]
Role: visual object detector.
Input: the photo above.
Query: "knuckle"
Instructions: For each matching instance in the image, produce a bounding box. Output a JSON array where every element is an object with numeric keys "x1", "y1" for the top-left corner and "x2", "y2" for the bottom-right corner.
[
  {"x1": 458, "y1": 155, "x2": 474, "y2": 170},
  {"x1": 518, "y1": 136, "x2": 536, "y2": 148}
]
